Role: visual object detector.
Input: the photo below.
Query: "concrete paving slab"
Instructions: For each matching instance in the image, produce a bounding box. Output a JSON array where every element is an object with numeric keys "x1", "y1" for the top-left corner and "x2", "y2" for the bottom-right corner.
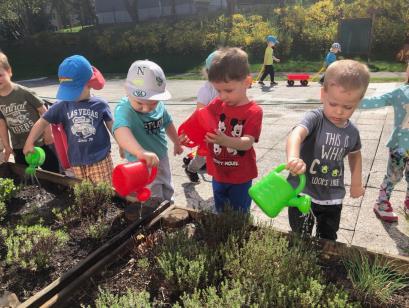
[{"x1": 340, "y1": 205, "x2": 360, "y2": 230}]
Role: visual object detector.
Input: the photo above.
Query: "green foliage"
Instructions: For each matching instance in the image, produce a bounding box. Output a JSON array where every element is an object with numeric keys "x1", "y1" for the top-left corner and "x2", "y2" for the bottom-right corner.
[
  {"x1": 176, "y1": 279, "x2": 248, "y2": 307},
  {"x1": 84, "y1": 219, "x2": 110, "y2": 240},
  {"x1": 73, "y1": 180, "x2": 113, "y2": 218},
  {"x1": 156, "y1": 230, "x2": 221, "y2": 294},
  {"x1": 3, "y1": 224, "x2": 69, "y2": 271},
  {"x1": 93, "y1": 288, "x2": 151, "y2": 308},
  {"x1": 0, "y1": 201, "x2": 6, "y2": 222},
  {"x1": 0, "y1": 178, "x2": 17, "y2": 203},
  {"x1": 343, "y1": 252, "x2": 409, "y2": 304}
]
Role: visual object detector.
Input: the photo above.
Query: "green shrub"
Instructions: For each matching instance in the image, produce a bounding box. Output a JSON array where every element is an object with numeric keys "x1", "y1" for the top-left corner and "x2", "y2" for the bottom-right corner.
[
  {"x1": 176, "y1": 279, "x2": 248, "y2": 308},
  {"x1": 156, "y1": 230, "x2": 221, "y2": 294},
  {"x1": 0, "y1": 201, "x2": 6, "y2": 222},
  {"x1": 0, "y1": 178, "x2": 17, "y2": 203},
  {"x1": 344, "y1": 252, "x2": 408, "y2": 304},
  {"x1": 223, "y1": 227, "x2": 354, "y2": 307},
  {"x1": 85, "y1": 219, "x2": 110, "y2": 240},
  {"x1": 3, "y1": 224, "x2": 69, "y2": 271},
  {"x1": 196, "y1": 205, "x2": 253, "y2": 245},
  {"x1": 93, "y1": 288, "x2": 151, "y2": 308},
  {"x1": 52, "y1": 205, "x2": 77, "y2": 226},
  {"x1": 73, "y1": 180, "x2": 113, "y2": 218}
]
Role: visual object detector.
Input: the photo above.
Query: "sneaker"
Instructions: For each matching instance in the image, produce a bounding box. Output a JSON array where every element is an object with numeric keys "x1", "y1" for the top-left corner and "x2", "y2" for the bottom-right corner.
[
  {"x1": 183, "y1": 156, "x2": 192, "y2": 166},
  {"x1": 373, "y1": 201, "x2": 398, "y2": 222},
  {"x1": 270, "y1": 81, "x2": 278, "y2": 86},
  {"x1": 185, "y1": 168, "x2": 199, "y2": 183},
  {"x1": 258, "y1": 81, "x2": 265, "y2": 85},
  {"x1": 404, "y1": 199, "x2": 409, "y2": 215}
]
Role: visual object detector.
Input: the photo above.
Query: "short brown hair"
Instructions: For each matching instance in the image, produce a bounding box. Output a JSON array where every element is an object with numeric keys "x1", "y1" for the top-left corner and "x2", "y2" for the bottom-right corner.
[
  {"x1": 324, "y1": 59, "x2": 370, "y2": 98},
  {"x1": 208, "y1": 47, "x2": 250, "y2": 82},
  {"x1": 0, "y1": 52, "x2": 11, "y2": 71}
]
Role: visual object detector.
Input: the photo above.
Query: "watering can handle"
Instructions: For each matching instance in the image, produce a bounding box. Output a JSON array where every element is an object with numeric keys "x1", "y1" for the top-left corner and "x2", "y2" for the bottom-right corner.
[
  {"x1": 274, "y1": 163, "x2": 306, "y2": 196},
  {"x1": 139, "y1": 160, "x2": 158, "y2": 184}
]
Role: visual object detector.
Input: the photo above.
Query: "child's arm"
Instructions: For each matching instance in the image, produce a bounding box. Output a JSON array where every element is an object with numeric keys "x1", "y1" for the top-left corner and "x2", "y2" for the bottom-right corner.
[
  {"x1": 114, "y1": 127, "x2": 159, "y2": 167},
  {"x1": 348, "y1": 150, "x2": 364, "y2": 198},
  {"x1": 286, "y1": 126, "x2": 308, "y2": 175},
  {"x1": 0, "y1": 118, "x2": 13, "y2": 161},
  {"x1": 272, "y1": 55, "x2": 280, "y2": 62},
  {"x1": 205, "y1": 131, "x2": 255, "y2": 151},
  {"x1": 23, "y1": 118, "x2": 50, "y2": 155},
  {"x1": 360, "y1": 89, "x2": 397, "y2": 110},
  {"x1": 166, "y1": 123, "x2": 183, "y2": 156},
  {"x1": 37, "y1": 106, "x2": 54, "y2": 145}
]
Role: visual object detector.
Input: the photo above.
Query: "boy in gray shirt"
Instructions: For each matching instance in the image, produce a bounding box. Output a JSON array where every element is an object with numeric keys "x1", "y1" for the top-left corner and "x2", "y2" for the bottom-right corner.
[{"x1": 286, "y1": 60, "x2": 370, "y2": 240}]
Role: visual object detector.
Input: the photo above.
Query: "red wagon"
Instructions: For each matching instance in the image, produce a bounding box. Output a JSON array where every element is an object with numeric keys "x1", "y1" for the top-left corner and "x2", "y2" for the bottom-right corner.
[{"x1": 287, "y1": 73, "x2": 310, "y2": 87}]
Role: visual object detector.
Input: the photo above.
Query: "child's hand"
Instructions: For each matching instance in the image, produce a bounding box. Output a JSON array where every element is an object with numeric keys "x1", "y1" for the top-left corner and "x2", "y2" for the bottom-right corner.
[
  {"x1": 350, "y1": 184, "x2": 364, "y2": 198},
  {"x1": 276, "y1": 58, "x2": 280, "y2": 62},
  {"x1": 174, "y1": 143, "x2": 183, "y2": 156},
  {"x1": 2, "y1": 146, "x2": 13, "y2": 162},
  {"x1": 286, "y1": 157, "x2": 306, "y2": 175},
  {"x1": 23, "y1": 143, "x2": 35, "y2": 156},
  {"x1": 205, "y1": 130, "x2": 229, "y2": 146},
  {"x1": 139, "y1": 151, "x2": 159, "y2": 167}
]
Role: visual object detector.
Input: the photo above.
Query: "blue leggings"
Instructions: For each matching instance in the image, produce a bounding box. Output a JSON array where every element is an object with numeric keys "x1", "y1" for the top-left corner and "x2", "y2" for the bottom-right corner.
[{"x1": 212, "y1": 179, "x2": 252, "y2": 213}]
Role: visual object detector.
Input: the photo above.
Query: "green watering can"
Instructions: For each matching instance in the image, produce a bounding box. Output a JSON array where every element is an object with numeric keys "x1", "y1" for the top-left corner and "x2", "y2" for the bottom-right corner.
[
  {"x1": 24, "y1": 147, "x2": 45, "y2": 175},
  {"x1": 248, "y1": 163, "x2": 311, "y2": 218}
]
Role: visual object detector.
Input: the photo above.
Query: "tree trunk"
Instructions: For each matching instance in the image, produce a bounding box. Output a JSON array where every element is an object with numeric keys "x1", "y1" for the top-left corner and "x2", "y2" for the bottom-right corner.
[{"x1": 226, "y1": 0, "x2": 236, "y2": 17}]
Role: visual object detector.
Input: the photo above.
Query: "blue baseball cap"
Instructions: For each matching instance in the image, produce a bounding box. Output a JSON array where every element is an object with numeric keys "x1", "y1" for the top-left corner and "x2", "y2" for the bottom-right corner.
[
  {"x1": 57, "y1": 55, "x2": 93, "y2": 101},
  {"x1": 266, "y1": 35, "x2": 279, "y2": 44},
  {"x1": 205, "y1": 51, "x2": 217, "y2": 70}
]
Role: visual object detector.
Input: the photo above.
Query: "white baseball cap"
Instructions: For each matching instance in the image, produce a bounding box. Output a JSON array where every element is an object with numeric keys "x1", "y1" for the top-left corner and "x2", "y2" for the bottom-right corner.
[{"x1": 125, "y1": 60, "x2": 171, "y2": 101}]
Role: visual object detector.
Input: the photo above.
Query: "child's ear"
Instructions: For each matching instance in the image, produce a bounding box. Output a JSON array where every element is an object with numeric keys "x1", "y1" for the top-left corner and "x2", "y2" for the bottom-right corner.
[{"x1": 245, "y1": 75, "x2": 252, "y2": 87}]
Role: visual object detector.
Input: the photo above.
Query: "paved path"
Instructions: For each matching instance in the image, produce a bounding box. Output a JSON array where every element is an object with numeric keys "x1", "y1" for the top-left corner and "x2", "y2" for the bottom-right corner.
[{"x1": 25, "y1": 78, "x2": 409, "y2": 257}]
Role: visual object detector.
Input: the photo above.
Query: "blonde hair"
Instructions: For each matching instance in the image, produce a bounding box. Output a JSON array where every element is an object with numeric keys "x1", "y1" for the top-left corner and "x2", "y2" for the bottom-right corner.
[
  {"x1": 0, "y1": 52, "x2": 11, "y2": 71},
  {"x1": 323, "y1": 60, "x2": 370, "y2": 98},
  {"x1": 208, "y1": 47, "x2": 250, "y2": 82}
]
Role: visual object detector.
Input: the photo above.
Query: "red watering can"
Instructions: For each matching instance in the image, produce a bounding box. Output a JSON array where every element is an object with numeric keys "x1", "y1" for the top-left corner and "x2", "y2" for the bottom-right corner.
[
  {"x1": 112, "y1": 161, "x2": 157, "y2": 201},
  {"x1": 178, "y1": 108, "x2": 217, "y2": 156},
  {"x1": 52, "y1": 124, "x2": 70, "y2": 169}
]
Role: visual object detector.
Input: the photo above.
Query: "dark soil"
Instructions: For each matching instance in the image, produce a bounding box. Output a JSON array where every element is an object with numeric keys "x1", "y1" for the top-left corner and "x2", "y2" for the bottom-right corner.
[{"x1": 0, "y1": 184, "x2": 127, "y2": 302}]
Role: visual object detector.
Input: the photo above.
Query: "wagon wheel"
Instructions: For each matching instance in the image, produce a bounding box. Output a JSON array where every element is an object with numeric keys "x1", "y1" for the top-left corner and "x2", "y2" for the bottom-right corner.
[
  {"x1": 287, "y1": 80, "x2": 295, "y2": 87},
  {"x1": 300, "y1": 80, "x2": 308, "y2": 86}
]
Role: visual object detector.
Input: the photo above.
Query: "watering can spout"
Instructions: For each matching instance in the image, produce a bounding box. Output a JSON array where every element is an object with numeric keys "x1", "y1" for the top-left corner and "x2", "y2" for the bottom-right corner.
[{"x1": 288, "y1": 195, "x2": 311, "y2": 214}]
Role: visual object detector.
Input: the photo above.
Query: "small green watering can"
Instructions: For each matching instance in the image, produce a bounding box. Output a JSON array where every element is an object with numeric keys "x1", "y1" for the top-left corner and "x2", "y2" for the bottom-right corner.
[
  {"x1": 24, "y1": 147, "x2": 45, "y2": 175},
  {"x1": 248, "y1": 163, "x2": 311, "y2": 218}
]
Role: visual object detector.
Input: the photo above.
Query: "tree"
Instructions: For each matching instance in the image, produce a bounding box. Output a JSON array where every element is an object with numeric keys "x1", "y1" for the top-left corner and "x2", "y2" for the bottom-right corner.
[{"x1": 123, "y1": 0, "x2": 139, "y2": 23}]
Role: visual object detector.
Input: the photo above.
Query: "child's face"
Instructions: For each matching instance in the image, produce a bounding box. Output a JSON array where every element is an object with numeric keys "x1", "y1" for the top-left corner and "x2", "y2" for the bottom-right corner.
[
  {"x1": 129, "y1": 96, "x2": 158, "y2": 113},
  {"x1": 0, "y1": 67, "x2": 12, "y2": 92},
  {"x1": 212, "y1": 78, "x2": 250, "y2": 107},
  {"x1": 321, "y1": 85, "x2": 362, "y2": 127}
]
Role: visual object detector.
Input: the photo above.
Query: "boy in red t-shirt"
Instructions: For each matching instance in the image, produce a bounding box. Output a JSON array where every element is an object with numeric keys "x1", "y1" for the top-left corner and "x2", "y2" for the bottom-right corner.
[{"x1": 204, "y1": 47, "x2": 263, "y2": 213}]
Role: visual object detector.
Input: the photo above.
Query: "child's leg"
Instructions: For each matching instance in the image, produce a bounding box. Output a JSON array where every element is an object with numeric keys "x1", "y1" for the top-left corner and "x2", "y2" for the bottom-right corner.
[
  {"x1": 269, "y1": 65, "x2": 276, "y2": 83},
  {"x1": 82, "y1": 154, "x2": 113, "y2": 184},
  {"x1": 377, "y1": 148, "x2": 406, "y2": 204},
  {"x1": 149, "y1": 156, "x2": 174, "y2": 202},
  {"x1": 212, "y1": 179, "x2": 230, "y2": 212},
  {"x1": 259, "y1": 65, "x2": 269, "y2": 82},
  {"x1": 226, "y1": 180, "x2": 252, "y2": 213},
  {"x1": 288, "y1": 206, "x2": 314, "y2": 236},
  {"x1": 187, "y1": 155, "x2": 206, "y2": 173},
  {"x1": 403, "y1": 151, "x2": 409, "y2": 213},
  {"x1": 12, "y1": 149, "x2": 27, "y2": 165},
  {"x1": 313, "y1": 203, "x2": 342, "y2": 241},
  {"x1": 41, "y1": 145, "x2": 61, "y2": 173}
]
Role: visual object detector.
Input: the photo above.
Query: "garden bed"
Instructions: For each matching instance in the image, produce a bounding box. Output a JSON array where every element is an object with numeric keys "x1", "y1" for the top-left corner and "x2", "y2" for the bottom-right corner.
[
  {"x1": 39, "y1": 206, "x2": 409, "y2": 308},
  {"x1": 0, "y1": 163, "x2": 160, "y2": 304}
]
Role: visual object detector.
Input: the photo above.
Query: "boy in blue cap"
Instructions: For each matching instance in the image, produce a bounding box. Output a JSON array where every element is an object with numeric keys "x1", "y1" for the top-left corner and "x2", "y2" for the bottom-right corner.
[
  {"x1": 319, "y1": 42, "x2": 341, "y2": 84},
  {"x1": 258, "y1": 35, "x2": 280, "y2": 87},
  {"x1": 23, "y1": 55, "x2": 114, "y2": 184}
]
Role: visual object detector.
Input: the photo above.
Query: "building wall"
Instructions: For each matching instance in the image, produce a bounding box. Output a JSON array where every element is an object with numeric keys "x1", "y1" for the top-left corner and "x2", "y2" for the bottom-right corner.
[{"x1": 96, "y1": 0, "x2": 226, "y2": 24}]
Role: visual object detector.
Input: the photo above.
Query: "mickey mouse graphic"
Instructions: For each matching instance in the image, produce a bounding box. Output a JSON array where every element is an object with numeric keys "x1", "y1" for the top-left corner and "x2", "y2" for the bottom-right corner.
[
  {"x1": 218, "y1": 113, "x2": 227, "y2": 133},
  {"x1": 227, "y1": 118, "x2": 246, "y2": 156}
]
